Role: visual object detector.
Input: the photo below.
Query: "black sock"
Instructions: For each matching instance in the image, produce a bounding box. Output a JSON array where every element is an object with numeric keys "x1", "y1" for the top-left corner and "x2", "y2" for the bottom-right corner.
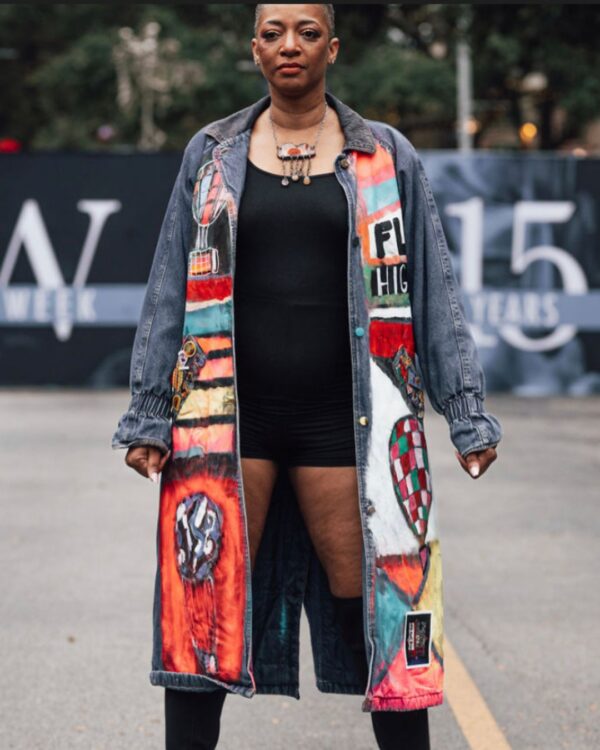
[
  {"x1": 331, "y1": 594, "x2": 430, "y2": 750},
  {"x1": 371, "y1": 707, "x2": 431, "y2": 750},
  {"x1": 164, "y1": 686, "x2": 227, "y2": 750},
  {"x1": 331, "y1": 594, "x2": 369, "y2": 687}
]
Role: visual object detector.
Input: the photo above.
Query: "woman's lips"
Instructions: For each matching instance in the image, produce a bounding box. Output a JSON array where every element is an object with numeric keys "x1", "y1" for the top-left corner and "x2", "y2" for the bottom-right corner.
[{"x1": 277, "y1": 64, "x2": 304, "y2": 74}]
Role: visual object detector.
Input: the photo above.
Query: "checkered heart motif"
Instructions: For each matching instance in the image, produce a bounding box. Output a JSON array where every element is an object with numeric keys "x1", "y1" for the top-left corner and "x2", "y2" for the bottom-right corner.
[{"x1": 388, "y1": 416, "x2": 432, "y2": 546}]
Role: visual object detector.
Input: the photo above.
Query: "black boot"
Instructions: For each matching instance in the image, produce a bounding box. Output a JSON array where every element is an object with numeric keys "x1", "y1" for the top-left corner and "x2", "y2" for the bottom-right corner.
[
  {"x1": 331, "y1": 594, "x2": 431, "y2": 750},
  {"x1": 164, "y1": 686, "x2": 227, "y2": 750}
]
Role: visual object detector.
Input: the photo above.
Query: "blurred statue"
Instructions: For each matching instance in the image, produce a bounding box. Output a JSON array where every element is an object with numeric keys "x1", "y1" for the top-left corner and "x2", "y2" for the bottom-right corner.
[{"x1": 113, "y1": 21, "x2": 204, "y2": 151}]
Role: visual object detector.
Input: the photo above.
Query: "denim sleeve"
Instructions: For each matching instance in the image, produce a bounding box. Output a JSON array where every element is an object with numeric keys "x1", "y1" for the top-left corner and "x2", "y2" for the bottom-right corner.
[
  {"x1": 391, "y1": 129, "x2": 503, "y2": 457},
  {"x1": 111, "y1": 135, "x2": 203, "y2": 454}
]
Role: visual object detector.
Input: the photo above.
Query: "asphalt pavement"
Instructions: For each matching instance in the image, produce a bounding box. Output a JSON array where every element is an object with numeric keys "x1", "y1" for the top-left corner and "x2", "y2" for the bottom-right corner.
[{"x1": 0, "y1": 390, "x2": 598, "y2": 750}]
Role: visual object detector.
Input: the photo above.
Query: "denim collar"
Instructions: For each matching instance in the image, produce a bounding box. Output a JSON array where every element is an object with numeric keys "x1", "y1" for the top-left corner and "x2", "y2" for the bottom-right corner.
[{"x1": 204, "y1": 89, "x2": 376, "y2": 154}]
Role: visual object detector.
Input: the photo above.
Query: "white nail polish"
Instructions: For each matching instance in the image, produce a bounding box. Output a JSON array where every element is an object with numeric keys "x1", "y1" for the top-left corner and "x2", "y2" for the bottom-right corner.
[
  {"x1": 469, "y1": 465, "x2": 480, "y2": 477},
  {"x1": 150, "y1": 472, "x2": 159, "y2": 483}
]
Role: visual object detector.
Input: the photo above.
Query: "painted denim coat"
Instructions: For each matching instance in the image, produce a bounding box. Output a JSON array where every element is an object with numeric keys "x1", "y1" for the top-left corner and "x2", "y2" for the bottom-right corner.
[{"x1": 112, "y1": 91, "x2": 502, "y2": 712}]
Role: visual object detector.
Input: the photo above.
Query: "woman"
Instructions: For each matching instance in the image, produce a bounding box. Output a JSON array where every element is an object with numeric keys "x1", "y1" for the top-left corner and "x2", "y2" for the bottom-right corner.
[{"x1": 112, "y1": 4, "x2": 502, "y2": 749}]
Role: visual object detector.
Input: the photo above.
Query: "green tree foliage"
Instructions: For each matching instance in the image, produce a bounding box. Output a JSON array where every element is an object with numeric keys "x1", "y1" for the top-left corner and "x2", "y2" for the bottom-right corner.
[
  {"x1": 0, "y1": 4, "x2": 597, "y2": 151},
  {"x1": 465, "y1": 4, "x2": 600, "y2": 147}
]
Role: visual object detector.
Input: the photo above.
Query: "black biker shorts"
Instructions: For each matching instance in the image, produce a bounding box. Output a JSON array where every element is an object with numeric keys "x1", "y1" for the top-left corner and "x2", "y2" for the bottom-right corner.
[{"x1": 237, "y1": 391, "x2": 357, "y2": 467}]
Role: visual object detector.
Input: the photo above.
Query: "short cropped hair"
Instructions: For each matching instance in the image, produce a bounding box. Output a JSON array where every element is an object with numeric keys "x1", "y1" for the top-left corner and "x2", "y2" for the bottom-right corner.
[{"x1": 254, "y1": 4, "x2": 336, "y2": 39}]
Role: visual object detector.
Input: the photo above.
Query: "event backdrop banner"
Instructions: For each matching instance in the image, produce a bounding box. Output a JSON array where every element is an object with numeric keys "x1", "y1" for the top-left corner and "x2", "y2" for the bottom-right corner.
[{"x1": 1, "y1": 152, "x2": 599, "y2": 394}]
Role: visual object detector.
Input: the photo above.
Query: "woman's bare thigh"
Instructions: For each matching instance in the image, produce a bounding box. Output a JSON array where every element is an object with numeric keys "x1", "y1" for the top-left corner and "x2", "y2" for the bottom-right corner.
[
  {"x1": 287, "y1": 465, "x2": 363, "y2": 598},
  {"x1": 240, "y1": 457, "x2": 279, "y2": 571}
]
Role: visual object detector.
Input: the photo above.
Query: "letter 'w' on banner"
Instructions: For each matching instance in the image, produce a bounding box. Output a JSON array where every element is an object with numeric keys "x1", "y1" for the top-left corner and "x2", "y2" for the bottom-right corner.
[{"x1": 0, "y1": 200, "x2": 121, "y2": 341}]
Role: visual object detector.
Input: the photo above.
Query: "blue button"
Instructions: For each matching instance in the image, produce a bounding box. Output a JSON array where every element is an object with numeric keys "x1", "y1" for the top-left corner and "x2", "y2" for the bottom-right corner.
[{"x1": 354, "y1": 326, "x2": 365, "y2": 337}]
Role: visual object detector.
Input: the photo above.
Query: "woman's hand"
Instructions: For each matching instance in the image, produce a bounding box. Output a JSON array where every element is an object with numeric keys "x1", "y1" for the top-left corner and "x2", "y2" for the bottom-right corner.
[
  {"x1": 125, "y1": 445, "x2": 171, "y2": 482},
  {"x1": 455, "y1": 446, "x2": 497, "y2": 478}
]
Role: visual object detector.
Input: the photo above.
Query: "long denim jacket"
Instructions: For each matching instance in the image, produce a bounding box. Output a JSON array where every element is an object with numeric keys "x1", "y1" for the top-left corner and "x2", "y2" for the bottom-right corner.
[{"x1": 112, "y1": 91, "x2": 502, "y2": 712}]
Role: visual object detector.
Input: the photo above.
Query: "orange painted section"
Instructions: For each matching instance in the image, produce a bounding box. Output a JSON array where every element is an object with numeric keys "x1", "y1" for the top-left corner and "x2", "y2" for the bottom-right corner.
[
  {"x1": 159, "y1": 472, "x2": 248, "y2": 682},
  {"x1": 198, "y1": 356, "x2": 234, "y2": 381},
  {"x1": 172, "y1": 424, "x2": 235, "y2": 456}
]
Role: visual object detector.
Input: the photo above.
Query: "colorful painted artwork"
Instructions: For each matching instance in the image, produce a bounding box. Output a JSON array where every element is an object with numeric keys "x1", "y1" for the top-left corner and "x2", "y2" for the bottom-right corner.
[
  {"x1": 159, "y1": 471, "x2": 249, "y2": 685},
  {"x1": 153, "y1": 136, "x2": 443, "y2": 711},
  {"x1": 189, "y1": 160, "x2": 228, "y2": 276},
  {"x1": 368, "y1": 316, "x2": 424, "y2": 420},
  {"x1": 171, "y1": 335, "x2": 207, "y2": 417},
  {"x1": 393, "y1": 345, "x2": 424, "y2": 420},
  {"x1": 389, "y1": 415, "x2": 432, "y2": 569},
  {"x1": 354, "y1": 145, "x2": 409, "y2": 310},
  {"x1": 176, "y1": 492, "x2": 223, "y2": 674},
  {"x1": 353, "y1": 144, "x2": 443, "y2": 710},
  {"x1": 158, "y1": 152, "x2": 253, "y2": 692}
]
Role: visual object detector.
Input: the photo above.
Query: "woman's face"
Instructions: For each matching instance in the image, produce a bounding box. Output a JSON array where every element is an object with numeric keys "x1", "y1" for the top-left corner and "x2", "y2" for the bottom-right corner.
[{"x1": 252, "y1": 4, "x2": 338, "y2": 94}]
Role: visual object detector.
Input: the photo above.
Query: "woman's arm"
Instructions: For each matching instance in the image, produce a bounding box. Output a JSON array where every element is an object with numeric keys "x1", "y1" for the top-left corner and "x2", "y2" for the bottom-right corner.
[
  {"x1": 111, "y1": 132, "x2": 206, "y2": 455},
  {"x1": 390, "y1": 128, "x2": 503, "y2": 460}
]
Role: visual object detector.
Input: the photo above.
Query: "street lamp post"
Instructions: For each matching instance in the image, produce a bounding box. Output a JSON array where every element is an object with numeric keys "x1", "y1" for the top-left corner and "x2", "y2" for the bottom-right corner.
[{"x1": 456, "y1": 6, "x2": 474, "y2": 152}]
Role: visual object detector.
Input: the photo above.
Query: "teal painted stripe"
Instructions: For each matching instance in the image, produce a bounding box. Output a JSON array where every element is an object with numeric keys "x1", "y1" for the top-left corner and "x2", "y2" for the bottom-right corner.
[
  {"x1": 184, "y1": 302, "x2": 231, "y2": 336},
  {"x1": 374, "y1": 568, "x2": 411, "y2": 667},
  {"x1": 363, "y1": 177, "x2": 399, "y2": 215}
]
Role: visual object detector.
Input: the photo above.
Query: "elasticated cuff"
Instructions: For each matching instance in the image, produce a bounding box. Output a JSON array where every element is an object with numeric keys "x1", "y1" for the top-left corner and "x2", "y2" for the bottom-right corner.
[
  {"x1": 111, "y1": 390, "x2": 172, "y2": 454},
  {"x1": 442, "y1": 393, "x2": 503, "y2": 458}
]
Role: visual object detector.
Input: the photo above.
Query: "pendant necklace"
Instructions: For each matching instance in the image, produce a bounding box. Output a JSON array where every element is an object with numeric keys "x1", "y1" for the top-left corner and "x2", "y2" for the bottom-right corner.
[{"x1": 268, "y1": 101, "x2": 328, "y2": 186}]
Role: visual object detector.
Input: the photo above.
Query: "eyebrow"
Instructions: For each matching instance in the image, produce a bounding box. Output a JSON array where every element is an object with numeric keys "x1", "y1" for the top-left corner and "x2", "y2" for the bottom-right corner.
[{"x1": 261, "y1": 18, "x2": 321, "y2": 27}]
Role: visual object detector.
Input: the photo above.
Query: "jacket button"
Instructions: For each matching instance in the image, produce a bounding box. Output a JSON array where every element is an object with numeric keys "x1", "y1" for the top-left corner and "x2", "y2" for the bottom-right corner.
[
  {"x1": 366, "y1": 503, "x2": 376, "y2": 516},
  {"x1": 358, "y1": 415, "x2": 369, "y2": 426},
  {"x1": 340, "y1": 157, "x2": 350, "y2": 169},
  {"x1": 354, "y1": 326, "x2": 365, "y2": 337}
]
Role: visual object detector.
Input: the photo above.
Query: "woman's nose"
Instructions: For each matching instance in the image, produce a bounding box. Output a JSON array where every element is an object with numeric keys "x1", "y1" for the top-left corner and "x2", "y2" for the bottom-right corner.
[{"x1": 280, "y1": 30, "x2": 300, "y2": 53}]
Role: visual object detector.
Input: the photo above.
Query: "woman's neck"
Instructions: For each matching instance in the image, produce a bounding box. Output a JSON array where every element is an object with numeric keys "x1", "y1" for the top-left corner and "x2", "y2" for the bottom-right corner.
[{"x1": 267, "y1": 87, "x2": 328, "y2": 132}]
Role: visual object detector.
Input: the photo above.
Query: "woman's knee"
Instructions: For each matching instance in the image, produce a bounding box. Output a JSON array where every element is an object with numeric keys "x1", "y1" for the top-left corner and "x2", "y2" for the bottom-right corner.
[{"x1": 327, "y1": 562, "x2": 363, "y2": 598}]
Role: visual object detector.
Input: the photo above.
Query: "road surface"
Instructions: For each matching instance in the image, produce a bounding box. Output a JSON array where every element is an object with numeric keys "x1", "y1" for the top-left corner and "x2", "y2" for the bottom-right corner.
[{"x1": 0, "y1": 391, "x2": 598, "y2": 749}]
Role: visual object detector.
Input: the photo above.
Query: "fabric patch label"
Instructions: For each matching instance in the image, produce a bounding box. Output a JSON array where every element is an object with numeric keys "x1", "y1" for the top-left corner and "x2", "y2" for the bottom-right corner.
[{"x1": 404, "y1": 610, "x2": 432, "y2": 669}]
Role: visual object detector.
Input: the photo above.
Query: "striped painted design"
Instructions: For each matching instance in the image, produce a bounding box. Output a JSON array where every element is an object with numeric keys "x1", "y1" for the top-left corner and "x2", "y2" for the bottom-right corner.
[
  {"x1": 354, "y1": 147, "x2": 402, "y2": 264},
  {"x1": 196, "y1": 335, "x2": 232, "y2": 352},
  {"x1": 195, "y1": 356, "x2": 233, "y2": 382},
  {"x1": 187, "y1": 276, "x2": 233, "y2": 303},
  {"x1": 184, "y1": 302, "x2": 232, "y2": 337},
  {"x1": 178, "y1": 386, "x2": 235, "y2": 421},
  {"x1": 363, "y1": 178, "x2": 401, "y2": 217},
  {"x1": 172, "y1": 423, "x2": 235, "y2": 458}
]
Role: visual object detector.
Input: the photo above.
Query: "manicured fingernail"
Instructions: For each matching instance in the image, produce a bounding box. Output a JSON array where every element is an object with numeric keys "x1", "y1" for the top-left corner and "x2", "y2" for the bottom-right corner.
[
  {"x1": 469, "y1": 465, "x2": 480, "y2": 477},
  {"x1": 150, "y1": 472, "x2": 159, "y2": 483}
]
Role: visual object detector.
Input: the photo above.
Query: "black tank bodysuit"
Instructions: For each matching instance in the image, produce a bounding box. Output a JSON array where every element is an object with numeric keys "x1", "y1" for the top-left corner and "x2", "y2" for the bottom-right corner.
[
  {"x1": 233, "y1": 158, "x2": 356, "y2": 466},
  {"x1": 234, "y1": 158, "x2": 352, "y2": 401}
]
